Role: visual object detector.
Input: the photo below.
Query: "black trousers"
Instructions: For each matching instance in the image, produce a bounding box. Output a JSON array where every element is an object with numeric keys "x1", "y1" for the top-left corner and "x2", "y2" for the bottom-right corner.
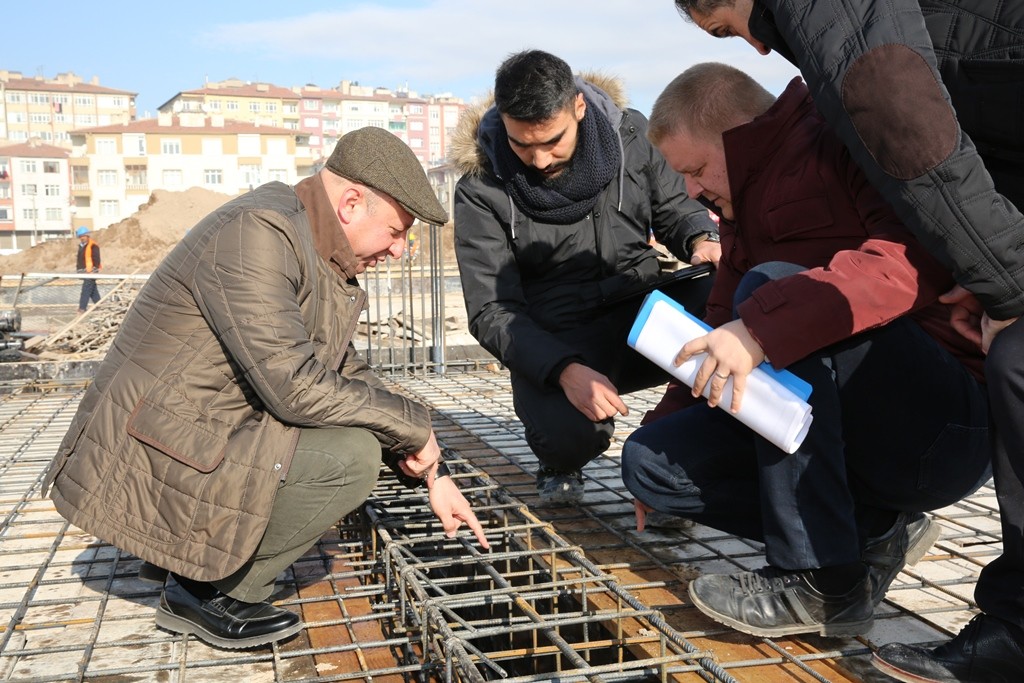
[
  {"x1": 976, "y1": 318, "x2": 1024, "y2": 629},
  {"x1": 511, "y1": 273, "x2": 714, "y2": 472}
]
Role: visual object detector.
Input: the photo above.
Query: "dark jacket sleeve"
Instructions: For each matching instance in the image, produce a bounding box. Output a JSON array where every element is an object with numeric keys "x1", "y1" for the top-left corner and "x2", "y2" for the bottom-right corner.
[
  {"x1": 91, "y1": 243, "x2": 101, "y2": 271},
  {"x1": 453, "y1": 176, "x2": 583, "y2": 387},
  {"x1": 756, "y1": 0, "x2": 1024, "y2": 319}
]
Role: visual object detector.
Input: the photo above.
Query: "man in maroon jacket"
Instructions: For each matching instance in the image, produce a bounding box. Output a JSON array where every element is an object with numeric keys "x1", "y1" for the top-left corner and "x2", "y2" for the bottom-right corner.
[{"x1": 621, "y1": 62, "x2": 991, "y2": 640}]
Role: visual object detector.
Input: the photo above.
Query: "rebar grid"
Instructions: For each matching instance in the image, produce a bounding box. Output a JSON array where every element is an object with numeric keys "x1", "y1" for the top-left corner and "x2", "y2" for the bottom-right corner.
[{"x1": 0, "y1": 371, "x2": 999, "y2": 682}]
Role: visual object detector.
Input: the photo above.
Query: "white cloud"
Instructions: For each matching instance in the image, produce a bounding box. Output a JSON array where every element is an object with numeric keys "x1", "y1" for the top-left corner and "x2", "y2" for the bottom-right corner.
[{"x1": 200, "y1": 0, "x2": 798, "y2": 114}]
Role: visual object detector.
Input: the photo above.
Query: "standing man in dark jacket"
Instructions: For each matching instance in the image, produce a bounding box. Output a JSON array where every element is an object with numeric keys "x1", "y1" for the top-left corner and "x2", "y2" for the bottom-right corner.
[
  {"x1": 670, "y1": 1, "x2": 1024, "y2": 680},
  {"x1": 75, "y1": 225, "x2": 101, "y2": 313},
  {"x1": 452, "y1": 49, "x2": 719, "y2": 506},
  {"x1": 45, "y1": 128, "x2": 489, "y2": 651}
]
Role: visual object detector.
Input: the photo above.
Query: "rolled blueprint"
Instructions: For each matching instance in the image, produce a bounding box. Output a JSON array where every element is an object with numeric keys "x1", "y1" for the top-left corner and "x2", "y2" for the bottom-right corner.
[{"x1": 628, "y1": 290, "x2": 813, "y2": 453}]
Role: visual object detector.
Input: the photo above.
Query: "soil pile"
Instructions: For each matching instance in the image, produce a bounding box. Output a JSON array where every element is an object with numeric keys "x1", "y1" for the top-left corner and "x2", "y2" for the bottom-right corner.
[{"x1": 0, "y1": 187, "x2": 237, "y2": 275}]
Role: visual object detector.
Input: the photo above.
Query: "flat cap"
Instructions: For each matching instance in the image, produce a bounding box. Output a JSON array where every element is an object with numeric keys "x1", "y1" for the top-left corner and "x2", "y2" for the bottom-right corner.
[{"x1": 325, "y1": 127, "x2": 448, "y2": 225}]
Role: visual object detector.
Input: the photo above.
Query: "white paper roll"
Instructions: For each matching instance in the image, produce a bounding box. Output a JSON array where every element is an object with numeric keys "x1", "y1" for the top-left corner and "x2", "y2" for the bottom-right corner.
[{"x1": 628, "y1": 291, "x2": 813, "y2": 453}]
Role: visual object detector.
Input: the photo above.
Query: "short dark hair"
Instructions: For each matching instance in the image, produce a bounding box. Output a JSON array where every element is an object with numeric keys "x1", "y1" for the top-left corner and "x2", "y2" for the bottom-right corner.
[
  {"x1": 493, "y1": 49, "x2": 579, "y2": 122},
  {"x1": 674, "y1": 0, "x2": 737, "y2": 22}
]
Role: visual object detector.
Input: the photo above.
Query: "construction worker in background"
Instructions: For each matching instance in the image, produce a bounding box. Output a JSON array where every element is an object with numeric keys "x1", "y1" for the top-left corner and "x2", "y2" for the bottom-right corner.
[{"x1": 75, "y1": 226, "x2": 101, "y2": 314}]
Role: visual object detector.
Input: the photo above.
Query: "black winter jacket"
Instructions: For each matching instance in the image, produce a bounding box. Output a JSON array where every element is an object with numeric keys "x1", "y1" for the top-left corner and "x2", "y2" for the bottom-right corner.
[
  {"x1": 752, "y1": 0, "x2": 1024, "y2": 319},
  {"x1": 451, "y1": 74, "x2": 716, "y2": 387}
]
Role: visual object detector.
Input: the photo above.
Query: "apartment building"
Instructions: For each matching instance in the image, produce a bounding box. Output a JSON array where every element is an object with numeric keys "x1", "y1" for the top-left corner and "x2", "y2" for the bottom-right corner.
[
  {"x1": 158, "y1": 79, "x2": 301, "y2": 131},
  {"x1": 0, "y1": 70, "x2": 136, "y2": 148},
  {"x1": 68, "y1": 112, "x2": 315, "y2": 230},
  {"x1": 0, "y1": 140, "x2": 71, "y2": 254},
  {"x1": 160, "y1": 78, "x2": 466, "y2": 165}
]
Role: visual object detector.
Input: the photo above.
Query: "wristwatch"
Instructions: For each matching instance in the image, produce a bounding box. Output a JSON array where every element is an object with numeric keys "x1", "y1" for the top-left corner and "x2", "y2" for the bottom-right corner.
[
  {"x1": 434, "y1": 460, "x2": 452, "y2": 480},
  {"x1": 687, "y1": 230, "x2": 719, "y2": 254}
]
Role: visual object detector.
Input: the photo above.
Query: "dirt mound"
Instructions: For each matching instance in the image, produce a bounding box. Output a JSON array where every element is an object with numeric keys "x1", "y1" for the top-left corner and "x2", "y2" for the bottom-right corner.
[{"x1": 0, "y1": 187, "x2": 237, "y2": 276}]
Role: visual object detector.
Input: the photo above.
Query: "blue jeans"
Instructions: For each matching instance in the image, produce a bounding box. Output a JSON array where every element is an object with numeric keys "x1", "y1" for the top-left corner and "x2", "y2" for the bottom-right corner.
[
  {"x1": 621, "y1": 262, "x2": 991, "y2": 570},
  {"x1": 78, "y1": 278, "x2": 100, "y2": 310}
]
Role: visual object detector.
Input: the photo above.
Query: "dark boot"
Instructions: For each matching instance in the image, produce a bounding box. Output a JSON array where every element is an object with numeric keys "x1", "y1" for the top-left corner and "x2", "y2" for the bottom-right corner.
[{"x1": 863, "y1": 511, "x2": 941, "y2": 604}]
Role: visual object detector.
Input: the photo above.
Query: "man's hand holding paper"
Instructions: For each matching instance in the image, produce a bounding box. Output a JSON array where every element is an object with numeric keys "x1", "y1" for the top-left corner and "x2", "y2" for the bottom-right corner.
[{"x1": 678, "y1": 319, "x2": 766, "y2": 414}]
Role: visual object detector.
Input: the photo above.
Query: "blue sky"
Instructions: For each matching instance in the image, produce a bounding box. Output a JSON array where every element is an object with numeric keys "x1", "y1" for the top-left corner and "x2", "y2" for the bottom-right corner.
[{"x1": 7, "y1": 1, "x2": 798, "y2": 118}]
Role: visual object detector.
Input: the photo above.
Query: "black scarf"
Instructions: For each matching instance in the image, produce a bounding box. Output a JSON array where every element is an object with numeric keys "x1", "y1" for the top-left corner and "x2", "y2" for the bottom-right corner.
[{"x1": 493, "y1": 94, "x2": 621, "y2": 224}]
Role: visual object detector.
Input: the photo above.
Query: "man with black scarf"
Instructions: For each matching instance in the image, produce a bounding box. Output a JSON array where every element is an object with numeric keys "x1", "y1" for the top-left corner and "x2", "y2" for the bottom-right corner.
[{"x1": 451, "y1": 49, "x2": 718, "y2": 506}]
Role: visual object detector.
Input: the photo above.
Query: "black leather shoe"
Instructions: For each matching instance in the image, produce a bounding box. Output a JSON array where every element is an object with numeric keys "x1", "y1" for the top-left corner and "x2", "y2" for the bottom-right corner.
[
  {"x1": 872, "y1": 614, "x2": 1024, "y2": 683},
  {"x1": 863, "y1": 512, "x2": 940, "y2": 605},
  {"x1": 688, "y1": 566, "x2": 874, "y2": 637},
  {"x1": 155, "y1": 574, "x2": 302, "y2": 649}
]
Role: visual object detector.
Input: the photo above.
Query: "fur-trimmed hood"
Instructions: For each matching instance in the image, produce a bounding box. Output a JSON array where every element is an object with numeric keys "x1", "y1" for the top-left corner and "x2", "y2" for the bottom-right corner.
[{"x1": 449, "y1": 71, "x2": 629, "y2": 177}]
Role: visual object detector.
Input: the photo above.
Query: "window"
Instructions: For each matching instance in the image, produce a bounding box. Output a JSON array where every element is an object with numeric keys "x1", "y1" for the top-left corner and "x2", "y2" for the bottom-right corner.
[
  {"x1": 161, "y1": 139, "x2": 182, "y2": 155},
  {"x1": 20, "y1": 160, "x2": 38, "y2": 173},
  {"x1": 10, "y1": 113, "x2": 26, "y2": 124},
  {"x1": 284, "y1": 104, "x2": 297, "y2": 114},
  {"x1": 370, "y1": 119, "x2": 385, "y2": 128},
  {"x1": 249, "y1": 102, "x2": 261, "y2": 113},
  {"x1": 74, "y1": 95, "x2": 94, "y2": 107},
  {"x1": 204, "y1": 169, "x2": 222, "y2": 185},
  {"x1": 30, "y1": 93, "x2": 51, "y2": 104},
  {"x1": 409, "y1": 121, "x2": 424, "y2": 131},
  {"x1": 30, "y1": 113, "x2": 51, "y2": 124},
  {"x1": 303, "y1": 117, "x2": 319, "y2": 128},
  {"x1": 239, "y1": 164, "x2": 261, "y2": 187},
  {"x1": 98, "y1": 200, "x2": 119, "y2": 217},
  {"x1": 0, "y1": 208, "x2": 9, "y2": 221},
  {"x1": 124, "y1": 134, "x2": 146, "y2": 156},
  {"x1": 323, "y1": 103, "x2": 338, "y2": 114},
  {"x1": 99, "y1": 95, "x2": 126, "y2": 108},
  {"x1": 125, "y1": 165, "x2": 147, "y2": 188},
  {"x1": 409, "y1": 105, "x2": 423, "y2": 114},
  {"x1": 226, "y1": 101, "x2": 239, "y2": 111},
  {"x1": 96, "y1": 138, "x2": 117, "y2": 154},
  {"x1": 265, "y1": 103, "x2": 277, "y2": 113},
  {"x1": 409, "y1": 139, "x2": 423, "y2": 148},
  {"x1": 22, "y1": 208, "x2": 38, "y2": 220},
  {"x1": 237, "y1": 135, "x2": 260, "y2": 156},
  {"x1": 45, "y1": 207, "x2": 62, "y2": 220},
  {"x1": 266, "y1": 138, "x2": 286, "y2": 156},
  {"x1": 303, "y1": 100, "x2": 318, "y2": 110},
  {"x1": 208, "y1": 100, "x2": 221, "y2": 111},
  {"x1": 162, "y1": 169, "x2": 183, "y2": 187},
  {"x1": 202, "y1": 138, "x2": 223, "y2": 156},
  {"x1": 268, "y1": 169, "x2": 288, "y2": 182},
  {"x1": 97, "y1": 170, "x2": 118, "y2": 187},
  {"x1": 75, "y1": 114, "x2": 96, "y2": 126},
  {"x1": 44, "y1": 184, "x2": 60, "y2": 196},
  {"x1": 5, "y1": 93, "x2": 22, "y2": 104},
  {"x1": 0, "y1": 186, "x2": 9, "y2": 199},
  {"x1": 43, "y1": 161, "x2": 60, "y2": 173},
  {"x1": 22, "y1": 184, "x2": 37, "y2": 196}
]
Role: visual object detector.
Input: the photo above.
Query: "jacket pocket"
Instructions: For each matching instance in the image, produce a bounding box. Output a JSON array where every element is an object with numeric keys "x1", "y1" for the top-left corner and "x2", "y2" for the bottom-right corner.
[
  {"x1": 126, "y1": 398, "x2": 229, "y2": 472},
  {"x1": 764, "y1": 195, "x2": 837, "y2": 241}
]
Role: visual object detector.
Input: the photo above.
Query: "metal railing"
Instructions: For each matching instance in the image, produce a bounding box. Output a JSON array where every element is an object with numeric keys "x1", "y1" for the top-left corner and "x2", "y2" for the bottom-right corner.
[{"x1": 0, "y1": 222, "x2": 492, "y2": 375}]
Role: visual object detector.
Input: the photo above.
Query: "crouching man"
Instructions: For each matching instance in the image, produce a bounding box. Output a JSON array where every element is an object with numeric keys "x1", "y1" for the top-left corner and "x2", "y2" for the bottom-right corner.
[{"x1": 44, "y1": 127, "x2": 489, "y2": 649}]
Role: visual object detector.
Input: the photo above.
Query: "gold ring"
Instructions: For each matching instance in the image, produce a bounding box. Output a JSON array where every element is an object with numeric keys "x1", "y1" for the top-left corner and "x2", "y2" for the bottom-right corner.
[{"x1": 714, "y1": 372, "x2": 729, "y2": 380}]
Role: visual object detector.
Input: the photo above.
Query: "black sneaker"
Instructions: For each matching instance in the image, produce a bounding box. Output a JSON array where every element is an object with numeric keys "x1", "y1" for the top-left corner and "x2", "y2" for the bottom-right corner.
[
  {"x1": 688, "y1": 566, "x2": 874, "y2": 637},
  {"x1": 863, "y1": 512, "x2": 941, "y2": 605},
  {"x1": 155, "y1": 574, "x2": 302, "y2": 649},
  {"x1": 872, "y1": 614, "x2": 1024, "y2": 683},
  {"x1": 536, "y1": 467, "x2": 584, "y2": 506}
]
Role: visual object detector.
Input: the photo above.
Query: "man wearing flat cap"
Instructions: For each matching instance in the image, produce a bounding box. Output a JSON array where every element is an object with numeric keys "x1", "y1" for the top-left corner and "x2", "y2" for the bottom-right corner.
[{"x1": 44, "y1": 127, "x2": 489, "y2": 650}]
